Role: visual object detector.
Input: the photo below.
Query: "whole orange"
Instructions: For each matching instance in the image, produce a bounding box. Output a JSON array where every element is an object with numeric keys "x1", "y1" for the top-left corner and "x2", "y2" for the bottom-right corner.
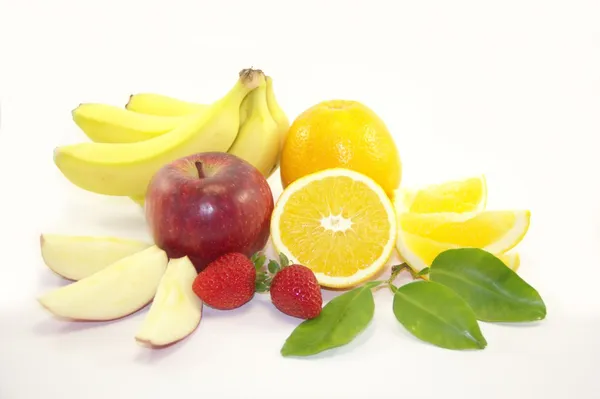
[{"x1": 280, "y1": 100, "x2": 402, "y2": 197}]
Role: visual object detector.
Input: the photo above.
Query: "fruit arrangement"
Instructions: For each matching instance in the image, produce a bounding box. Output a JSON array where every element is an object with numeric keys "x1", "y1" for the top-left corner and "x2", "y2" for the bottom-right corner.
[
  {"x1": 38, "y1": 67, "x2": 546, "y2": 356},
  {"x1": 58, "y1": 68, "x2": 288, "y2": 205}
]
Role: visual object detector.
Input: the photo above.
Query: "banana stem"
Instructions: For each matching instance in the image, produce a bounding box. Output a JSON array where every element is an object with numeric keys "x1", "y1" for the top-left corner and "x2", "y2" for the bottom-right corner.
[
  {"x1": 239, "y1": 68, "x2": 264, "y2": 90},
  {"x1": 213, "y1": 68, "x2": 264, "y2": 116}
]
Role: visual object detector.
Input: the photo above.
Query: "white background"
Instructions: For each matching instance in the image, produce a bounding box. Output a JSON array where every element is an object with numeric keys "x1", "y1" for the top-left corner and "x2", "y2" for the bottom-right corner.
[{"x1": 1, "y1": 0, "x2": 599, "y2": 398}]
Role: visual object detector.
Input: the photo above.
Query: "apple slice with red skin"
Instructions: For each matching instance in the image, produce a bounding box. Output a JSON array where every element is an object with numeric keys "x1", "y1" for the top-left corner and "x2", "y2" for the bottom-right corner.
[
  {"x1": 38, "y1": 245, "x2": 168, "y2": 321},
  {"x1": 135, "y1": 256, "x2": 203, "y2": 348}
]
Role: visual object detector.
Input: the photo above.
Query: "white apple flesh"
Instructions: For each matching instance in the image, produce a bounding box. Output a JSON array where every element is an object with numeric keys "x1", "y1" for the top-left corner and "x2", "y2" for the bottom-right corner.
[
  {"x1": 38, "y1": 245, "x2": 168, "y2": 321},
  {"x1": 40, "y1": 234, "x2": 152, "y2": 281},
  {"x1": 135, "y1": 256, "x2": 203, "y2": 348}
]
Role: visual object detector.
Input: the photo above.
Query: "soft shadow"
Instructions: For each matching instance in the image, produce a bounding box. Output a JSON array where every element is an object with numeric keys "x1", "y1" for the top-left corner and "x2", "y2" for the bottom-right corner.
[
  {"x1": 32, "y1": 305, "x2": 149, "y2": 335},
  {"x1": 37, "y1": 269, "x2": 73, "y2": 290},
  {"x1": 253, "y1": 296, "x2": 307, "y2": 327},
  {"x1": 320, "y1": 288, "x2": 345, "y2": 302},
  {"x1": 133, "y1": 330, "x2": 197, "y2": 364},
  {"x1": 201, "y1": 298, "x2": 258, "y2": 319},
  {"x1": 32, "y1": 316, "x2": 126, "y2": 336}
]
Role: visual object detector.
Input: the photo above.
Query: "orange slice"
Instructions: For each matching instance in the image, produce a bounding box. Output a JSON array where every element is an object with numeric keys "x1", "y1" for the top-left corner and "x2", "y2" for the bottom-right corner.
[
  {"x1": 394, "y1": 175, "x2": 487, "y2": 214},
  {"x1": 396, "y1": 210, "x2": 531, "y2": 273}
]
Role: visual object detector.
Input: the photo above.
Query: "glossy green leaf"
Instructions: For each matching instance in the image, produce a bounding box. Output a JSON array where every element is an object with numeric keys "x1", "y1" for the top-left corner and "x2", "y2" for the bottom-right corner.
[
  {"x1": 393, "y1": 281, "x2": 487, "y2": 350},
  {"x1": 280, "y1": 281, "x2": 380, "y2": 357},
  {"x1": 416, "y1": 267, "x2": 430, "y2": 277},
  {"x1": 429, "y1": 248, "x2": 546, "y2": 322}
]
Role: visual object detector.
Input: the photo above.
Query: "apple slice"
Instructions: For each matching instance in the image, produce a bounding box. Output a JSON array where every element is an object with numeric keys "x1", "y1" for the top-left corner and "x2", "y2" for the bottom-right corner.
[
  {"x1": 40, "y1": 234, "x2": 152, "y2": 280},
  {"x1": 38, "y1": 245, "x2": 168, "y2": 321},
  {"x1": 135, "y1": 256, "x2": 203, "y2": 348}
]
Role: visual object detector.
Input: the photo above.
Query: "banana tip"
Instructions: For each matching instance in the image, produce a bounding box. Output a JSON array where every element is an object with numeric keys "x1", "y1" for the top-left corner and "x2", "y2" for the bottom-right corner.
[{"x1": 52, "y1": 147, "x2": 61, "y2": 163}]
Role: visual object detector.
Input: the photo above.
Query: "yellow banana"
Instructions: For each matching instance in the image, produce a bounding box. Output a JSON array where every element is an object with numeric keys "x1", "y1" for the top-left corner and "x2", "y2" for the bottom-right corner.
[
  {"x1": 264, "y1": 76, "x2": 290, "y2": 175},
  {"x1": 72, "y1": 103, "x2": 186, "y2": 143},
  {"x1": 124, "y1": 76, "x2": 289, "y2": 148},
  {"x1": 228, "y1": 78, "x2": 280, "y2": 178},
  {"x1": 130, "y1": 195, "x2": 146, "y2": 207},
  {"x1": 129, "y1": 92, "x2": 255, "y2": 208},
  {"x1": 265, "y1": 76, "x2": 290, "y2": 150},
  {"x1": 54, "y1": 68, "x2": 264, "y2": 197},
  {"x1": 125, "y1": 93, "x2": 206, "y2": 116}
]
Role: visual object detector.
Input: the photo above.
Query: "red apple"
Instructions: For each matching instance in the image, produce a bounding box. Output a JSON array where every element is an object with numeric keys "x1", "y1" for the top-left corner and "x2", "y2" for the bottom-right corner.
[{"x1": 145, "y1": 152, "x2": 274, "y2": 272}]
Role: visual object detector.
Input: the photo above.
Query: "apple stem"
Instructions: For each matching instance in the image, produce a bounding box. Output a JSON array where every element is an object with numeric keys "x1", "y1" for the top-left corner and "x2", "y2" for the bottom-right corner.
[{"x1": 195, "y1": 161, "x2": 205, "y2": 179}]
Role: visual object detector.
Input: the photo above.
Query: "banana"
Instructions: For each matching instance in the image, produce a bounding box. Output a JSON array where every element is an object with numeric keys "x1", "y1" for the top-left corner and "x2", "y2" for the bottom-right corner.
[
  {"x1": 264, "y1": 76, "x2": 290, "y2": 175},
  {"x1": 54, "y1": 68, "x2": 264, "y2": 197},
  {"x1": 130, "y1": 195, "x2": 146, "y2": 207},
  {"x1": 265, "y1": 76, "x2": 290, "y2": 151},
  {"x1": 72, "y1": 103, "x2": 187, "y2": 143},
  {"x1": 124, "y1": 76, "x2": 289, "y2": 148},
  {"x1": 125, "y1": 93, "x2": 206, "y2": 116},
  {"x1": 228, "y1": 78, "x2": 281, "y2": 177}
]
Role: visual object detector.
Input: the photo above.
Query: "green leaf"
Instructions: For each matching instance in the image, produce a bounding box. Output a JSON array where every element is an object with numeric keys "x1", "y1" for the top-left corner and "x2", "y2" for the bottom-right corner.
[
  {"x1": 268, "y1": 260, "x2": 280, "y2": 274},
  {"x1": 393, "y1": 280, "x2": 487, "y2": 350},
  {"x1": 280, "y1": 282, "x2": 377, "y2": 357},
  {"x1": 429, "y1": 248, "x2": 546, "y2": 322},
  {"x1": 279, "y1": 252, "x2": 290, "y2": 268},
  {"x1": 416, "y1": 267, "x2": 430, "y2": 277}
]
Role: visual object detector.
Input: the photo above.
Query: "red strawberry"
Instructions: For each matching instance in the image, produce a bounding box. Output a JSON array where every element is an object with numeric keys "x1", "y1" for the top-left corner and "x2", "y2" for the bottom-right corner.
[
  {"x1": 192, "y1": 252, "x2": 256, "y2": 310},
  {"x1": 269, "y1": 264, "x2": 322, "y2": 319}
]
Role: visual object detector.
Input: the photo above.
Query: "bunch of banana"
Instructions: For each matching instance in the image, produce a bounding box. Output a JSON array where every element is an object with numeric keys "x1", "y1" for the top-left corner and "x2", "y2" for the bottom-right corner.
[{"x1": 55, "y1": 68, "x2": 290, "y2": 204}]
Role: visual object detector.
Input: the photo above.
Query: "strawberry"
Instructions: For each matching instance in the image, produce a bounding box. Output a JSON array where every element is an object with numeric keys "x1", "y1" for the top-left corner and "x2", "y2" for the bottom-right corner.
[
  {"x1": 192, "y1": 252, "x2": 256, "y2": 310},
  {"x1": 267, "y1": 261, "x2": 323, "y2": 320}
]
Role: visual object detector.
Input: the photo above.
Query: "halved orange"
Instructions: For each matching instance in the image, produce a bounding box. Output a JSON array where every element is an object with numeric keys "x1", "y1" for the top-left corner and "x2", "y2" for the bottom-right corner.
[{"x1": 270, "y1": 168, "x2": 397, "y2": 289}]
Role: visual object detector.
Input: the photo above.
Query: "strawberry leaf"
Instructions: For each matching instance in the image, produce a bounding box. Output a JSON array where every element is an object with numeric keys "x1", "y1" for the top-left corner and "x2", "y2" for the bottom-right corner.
[
  {"x1": 255, "y1": 281, "x2": 270, "y2": 293},
  {"x1": 279, "y1": 252, "x2": 290, "y2": 268},
  {"x1": 255, "y1": 271, "x2": 272, "y2": 293},
  {"x1": 268, "y1": 260, "x2": 281, "y2": 274},
  {"x1": 252, "y1": 253, "x2": 267, "y2": 271},
  {"x1": 256, "y1": 271, "x2": 269, "y2": 282}
]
